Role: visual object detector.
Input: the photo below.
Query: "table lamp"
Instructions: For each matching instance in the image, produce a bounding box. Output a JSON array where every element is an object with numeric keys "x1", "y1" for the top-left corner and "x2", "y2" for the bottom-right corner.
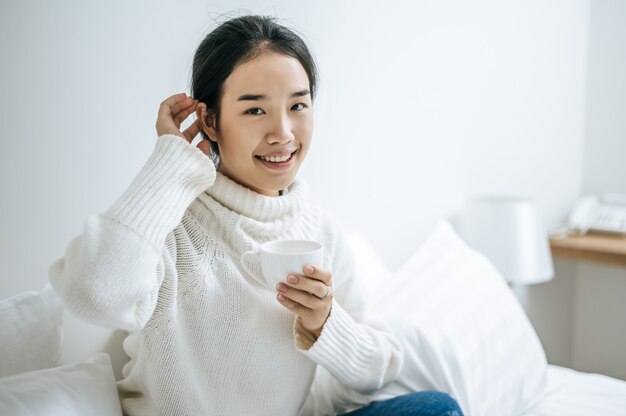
[{"x1": 457, "y1": 196, "x2": 554, "y2": 285}]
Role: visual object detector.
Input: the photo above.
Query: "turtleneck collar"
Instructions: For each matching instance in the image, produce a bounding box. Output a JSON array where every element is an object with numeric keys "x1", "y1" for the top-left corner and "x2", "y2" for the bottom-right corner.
[{"x1": 202, "y1": 172, "x2": 308, "y2": 222}]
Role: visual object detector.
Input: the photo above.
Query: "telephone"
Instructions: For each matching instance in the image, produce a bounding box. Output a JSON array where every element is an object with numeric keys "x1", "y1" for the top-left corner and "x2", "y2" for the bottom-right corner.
[{"x1": 568, "y1": 193, "x2": 626, "y2": 236}]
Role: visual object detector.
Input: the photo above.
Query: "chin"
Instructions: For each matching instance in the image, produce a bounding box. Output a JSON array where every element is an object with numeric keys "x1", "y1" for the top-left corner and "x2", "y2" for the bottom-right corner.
[
  {"x1": 270, "y1": 178, "x2": 296, "y2": 193},
  {"x1": 262, "y1": 173, "x2": 297, "y2": 193}
]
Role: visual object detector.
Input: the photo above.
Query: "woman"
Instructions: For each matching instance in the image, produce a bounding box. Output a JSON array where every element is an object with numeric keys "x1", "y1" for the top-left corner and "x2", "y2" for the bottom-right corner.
[{"x1": 49, "y1": 14, "x2": 463, "y2": 416}]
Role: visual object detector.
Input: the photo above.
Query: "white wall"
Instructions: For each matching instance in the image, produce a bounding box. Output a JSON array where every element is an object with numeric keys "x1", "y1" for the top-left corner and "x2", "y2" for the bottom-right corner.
[
  {"x1": 582, "y1": 0, "x2": 626, "y2": 195},
  {"x1": 1, "y1": 0, "x2": 590, "y2": 380},
  {"x1": 302, "y1": 1, "x2": 588, "y2": 270}
]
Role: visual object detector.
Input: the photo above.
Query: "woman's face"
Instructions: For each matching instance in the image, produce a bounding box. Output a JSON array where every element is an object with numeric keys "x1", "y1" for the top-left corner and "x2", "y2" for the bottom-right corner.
[{"x1": 198, "y1": 51, "x2": 314, "y2": 196}]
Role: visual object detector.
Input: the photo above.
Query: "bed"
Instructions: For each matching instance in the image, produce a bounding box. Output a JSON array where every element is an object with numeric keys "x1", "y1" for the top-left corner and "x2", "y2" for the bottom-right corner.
[
  {"x1": 522, "y1": 364, "x2": 626, "y2": 415},
  {"x1": 2, "y1": 220, "x2": 626, "y2": 415}
]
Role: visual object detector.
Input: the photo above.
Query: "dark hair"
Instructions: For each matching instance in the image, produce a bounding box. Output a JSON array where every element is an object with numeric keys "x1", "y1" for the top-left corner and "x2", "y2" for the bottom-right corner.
[{"x1": 191, "y1": 15, "x2": 318, "y2": 164}]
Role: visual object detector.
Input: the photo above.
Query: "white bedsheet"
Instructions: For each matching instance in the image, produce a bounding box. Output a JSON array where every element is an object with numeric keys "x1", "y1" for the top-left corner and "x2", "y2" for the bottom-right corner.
[{"x1": 521, "y1": 365, "x2": 626, "y2": 415}]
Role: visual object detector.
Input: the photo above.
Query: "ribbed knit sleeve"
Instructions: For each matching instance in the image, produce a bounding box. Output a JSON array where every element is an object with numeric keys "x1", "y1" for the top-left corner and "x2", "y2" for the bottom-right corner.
[
  {"x1": 49, "y1": 134, "x2": 216, "y2": 330},
  {"x1": 295, "y1": 217, "x2": 404, "y2": 395},
  {"x1": 104, "y1": 134, "x2": 216, "y2": 248}
]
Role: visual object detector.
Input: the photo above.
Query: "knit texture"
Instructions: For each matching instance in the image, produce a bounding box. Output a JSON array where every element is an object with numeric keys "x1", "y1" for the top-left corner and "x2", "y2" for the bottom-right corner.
[{"x1": 49, "y1": 134, "x2": 403, "y2": 416}]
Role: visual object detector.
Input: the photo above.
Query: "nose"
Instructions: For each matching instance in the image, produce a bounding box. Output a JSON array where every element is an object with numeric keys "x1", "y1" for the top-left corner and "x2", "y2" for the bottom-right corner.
[{"x1": 266, "y1": 112, "x2": 295, "y2": 144}]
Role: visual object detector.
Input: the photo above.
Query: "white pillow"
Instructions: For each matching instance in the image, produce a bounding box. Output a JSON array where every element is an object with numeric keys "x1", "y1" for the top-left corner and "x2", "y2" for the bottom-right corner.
[
  {"x1": 304, "y1": 220, "x2": 548, "y2": 416},
  {"x1": 0, "y1": 284, "x2": 64, "y2": 377},
  {"x1": 372, "y1": 220, "x2": 548, "y2": 415},
  {"x1": 0, "y1": 353, "x2": 123, "y2": 416}
]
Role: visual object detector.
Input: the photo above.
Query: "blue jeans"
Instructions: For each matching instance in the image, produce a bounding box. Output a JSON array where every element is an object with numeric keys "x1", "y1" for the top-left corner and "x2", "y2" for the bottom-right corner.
[{"x1": 339, "y1": 391, "x2": 464, "y2": 416}]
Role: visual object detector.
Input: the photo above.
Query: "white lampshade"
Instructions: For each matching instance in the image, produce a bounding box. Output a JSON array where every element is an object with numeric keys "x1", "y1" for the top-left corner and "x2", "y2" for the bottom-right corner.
[{"x1": 458, "y1": 196, "x2": 554, "y2": 284}]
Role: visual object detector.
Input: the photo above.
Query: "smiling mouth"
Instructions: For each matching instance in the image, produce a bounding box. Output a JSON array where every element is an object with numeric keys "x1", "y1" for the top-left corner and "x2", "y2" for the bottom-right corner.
[{"x1": 254, "y1": 149, "x2": 298, "y2": 163}]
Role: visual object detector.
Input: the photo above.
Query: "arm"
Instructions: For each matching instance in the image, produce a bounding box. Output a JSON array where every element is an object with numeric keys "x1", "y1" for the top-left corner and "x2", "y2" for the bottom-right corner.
[
  {"x1": 49, "y1": 133, "x2": 215, "y2": 331},
  {"x1": 49, "y1": 93, "x2": 214, "y2": 330},
  {"x1": 294, "y1": 220, "x2": 404, "y2": 394}
]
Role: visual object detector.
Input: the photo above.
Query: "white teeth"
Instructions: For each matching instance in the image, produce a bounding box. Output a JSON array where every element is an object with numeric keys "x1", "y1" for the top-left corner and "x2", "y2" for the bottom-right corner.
[{"x1": 260, "y1": 153, "x2": 291, "y2": 163}]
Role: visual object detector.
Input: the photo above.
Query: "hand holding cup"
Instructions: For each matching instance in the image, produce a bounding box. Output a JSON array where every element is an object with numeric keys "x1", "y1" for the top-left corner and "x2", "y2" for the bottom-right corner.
[{"x1": 241, "y1": 240, "x2": 332, "y2": 337}]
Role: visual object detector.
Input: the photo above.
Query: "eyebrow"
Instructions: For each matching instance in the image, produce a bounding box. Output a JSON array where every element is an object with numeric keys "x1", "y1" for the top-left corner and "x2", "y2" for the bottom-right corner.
[{"x1": 236, "y1": 89, "x2": 310, "y2": 101}]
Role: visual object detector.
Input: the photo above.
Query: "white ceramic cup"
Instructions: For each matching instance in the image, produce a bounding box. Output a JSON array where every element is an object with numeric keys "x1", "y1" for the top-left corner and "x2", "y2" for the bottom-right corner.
[{"x1": 240, "y1": 240, "x2": 324, "y2": 291}]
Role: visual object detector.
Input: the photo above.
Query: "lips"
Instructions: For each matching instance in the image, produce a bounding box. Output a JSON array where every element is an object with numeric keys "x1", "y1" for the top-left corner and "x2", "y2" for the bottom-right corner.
[
  {"x1": 255, "y1": 149, "x2": 298, "y2": 163},
  {"x1": 255, "y1": 149, "x2": 298, "y2": 170},
  {"x1": 256, "y1": 149, "x2": 298, "y2": 158}
]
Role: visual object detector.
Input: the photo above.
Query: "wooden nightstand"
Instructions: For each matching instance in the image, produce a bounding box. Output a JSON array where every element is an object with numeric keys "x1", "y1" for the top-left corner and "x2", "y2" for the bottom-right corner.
[{"x1": 549, "y1": 233, "x2": 626, "y2": 267}]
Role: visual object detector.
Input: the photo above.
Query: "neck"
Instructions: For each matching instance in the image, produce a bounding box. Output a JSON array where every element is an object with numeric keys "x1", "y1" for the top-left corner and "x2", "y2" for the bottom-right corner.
[{"x1": 203, "y1": 172, "x2": 305, "y2": 222}]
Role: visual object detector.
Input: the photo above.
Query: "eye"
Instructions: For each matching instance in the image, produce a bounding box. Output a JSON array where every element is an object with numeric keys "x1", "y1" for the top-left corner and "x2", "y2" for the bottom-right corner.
[
  {"x1": 245, "y1": 107, "x2": 265, "y2": 115},
  {"x1": 291, "y1": 103, "x2": 307, "y2": 111}
]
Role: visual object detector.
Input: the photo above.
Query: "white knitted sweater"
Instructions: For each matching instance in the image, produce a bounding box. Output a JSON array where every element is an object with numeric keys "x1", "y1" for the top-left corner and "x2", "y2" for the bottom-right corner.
[{"x1": 49, "y1": 134, "x2": 403, "y2": 416}]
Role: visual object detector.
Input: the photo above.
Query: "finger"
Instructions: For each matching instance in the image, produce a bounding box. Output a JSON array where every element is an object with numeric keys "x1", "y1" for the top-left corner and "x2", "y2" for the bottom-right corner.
[
  {"x1": 182, "y1": 119, "x2": 201, "y2": 142},
  {"x1": 157, "y1": 96, "x2": 191, "y2": 126},
  {"x1": 302, "y1": 265, "x2": 332, "y2": 286},
  {"x1": 285, "y1": 274, "x2": 330, "y2": 300},
  {"x1": 173, "y1": 100, "x2": 198, "y2": 125},
  {"x1": 196, "y1": 139, "x2": 212, "y2": 157},
  {"x1": 276, "y1": 283, "x2": 324, "y2": 309},
  {"x1": 167, "y1": 95, "x2": 195, "y2": 118},
  {"x1": 277, "y1": 293, "x2": 309, "y2": 315},
  {"x1": 160, "y1": 93, "x2": 191, "y2": 113},
  {"x1": 162, "y1": 92, "x2": 188, "y2": 105}
]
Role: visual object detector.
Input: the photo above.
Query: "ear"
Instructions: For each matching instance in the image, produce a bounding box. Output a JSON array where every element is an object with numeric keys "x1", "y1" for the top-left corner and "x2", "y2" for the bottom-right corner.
[{"x1": 195, "y1": 102, "x2": 218, "y2": 143}]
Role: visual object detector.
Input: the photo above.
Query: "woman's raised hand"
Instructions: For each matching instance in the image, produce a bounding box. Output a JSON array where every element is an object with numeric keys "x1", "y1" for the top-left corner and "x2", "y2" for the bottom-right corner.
[{"x1": 156, "y1": 93, "x2": 211, "y2": 157}]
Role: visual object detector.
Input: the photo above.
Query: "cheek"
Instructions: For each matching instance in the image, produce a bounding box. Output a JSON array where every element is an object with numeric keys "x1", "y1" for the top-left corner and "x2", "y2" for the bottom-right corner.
[
  {"x1": 297, "y1": 116, "x2": 314, "y2": 142},
  {"x1": 231, "y1": 141, "x2": 257, "y2": 161},
  {"x1": 219, "y1": 127, "x2": 257, "y2": 160}
]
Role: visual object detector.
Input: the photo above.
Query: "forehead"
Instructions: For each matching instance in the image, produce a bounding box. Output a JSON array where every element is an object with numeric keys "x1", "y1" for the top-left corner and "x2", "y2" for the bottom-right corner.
[{"x1": 222, "y1": 51, "x2": 310, "y2": 99}]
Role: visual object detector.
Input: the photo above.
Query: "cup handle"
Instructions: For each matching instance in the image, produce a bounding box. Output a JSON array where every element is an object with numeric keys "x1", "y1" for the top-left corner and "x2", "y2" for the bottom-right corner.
[{"x1": 240, "y1": 250, "x2": 266, "y2": 287}]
